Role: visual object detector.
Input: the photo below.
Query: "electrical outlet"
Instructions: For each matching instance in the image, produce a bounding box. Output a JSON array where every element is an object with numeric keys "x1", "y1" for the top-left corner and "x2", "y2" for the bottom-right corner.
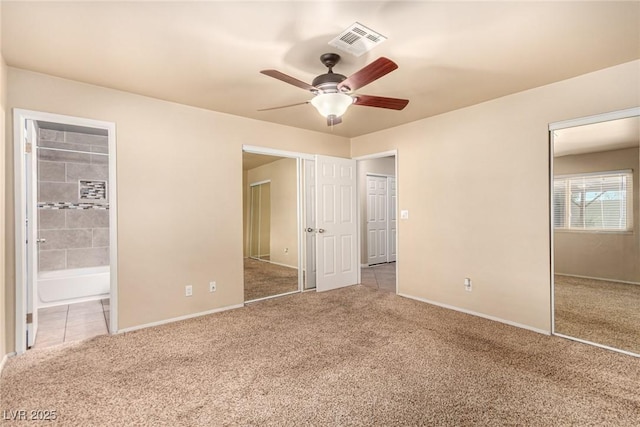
[
  {"x1": 284, "y1": 248, "x2": 289, "y2": 254},
  {"x1": 185, "y1": 285, "x2": 193, "y2": 297},
  {"x1": 209, "y1": 281, "x2": 217, "y2": 293},
  {"x1": 464, "y1": 278, "x2": 472, "y2": 292}
]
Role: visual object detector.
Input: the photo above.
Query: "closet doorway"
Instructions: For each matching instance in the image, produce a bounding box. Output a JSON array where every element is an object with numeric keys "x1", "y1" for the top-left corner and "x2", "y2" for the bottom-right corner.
[{"x1": 243, "y1": 150, "x2": 301, "y2": 302}]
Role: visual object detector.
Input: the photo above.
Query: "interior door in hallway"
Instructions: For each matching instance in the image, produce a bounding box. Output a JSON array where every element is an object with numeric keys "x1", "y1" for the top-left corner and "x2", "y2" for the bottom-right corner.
[
  {"x1": 366, "y1": 175, "x2": 388, "y2": 265},
  {"x1": 315, "y1": 155, "x2": 358, "y2": 292},
  {"x1": 26, "y1": 120, "x2": 39, "y2": 347}
]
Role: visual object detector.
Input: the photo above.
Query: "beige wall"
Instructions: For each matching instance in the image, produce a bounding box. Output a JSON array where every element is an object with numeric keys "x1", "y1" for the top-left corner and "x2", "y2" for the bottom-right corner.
[
  {"x1": 246, "y1": 158, "x2": 298, "y2": 268},
  {"x1": 554, "y1": 147, "x2": 639, "y2": 282},
  {"x1": 351, "y1": 60, "x2": 640, "y2": 332},
  {"x1": 3, "y1": 60, "x2": 639, "y2": 352},
  {"x1": 1, "y1": 2, "x2": 7, "y2": 359},
  {"x1": 358, "y1": 157, "x2": 395, "y2": 264},
  {"x1": 4, "y1": 68, "x2": 349, "y2": 352}
]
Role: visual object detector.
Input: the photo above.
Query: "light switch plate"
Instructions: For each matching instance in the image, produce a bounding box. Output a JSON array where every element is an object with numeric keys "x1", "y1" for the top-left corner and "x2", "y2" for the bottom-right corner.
[{"x1": 400, "y1": 210, "x2": 409, "y2": 220}]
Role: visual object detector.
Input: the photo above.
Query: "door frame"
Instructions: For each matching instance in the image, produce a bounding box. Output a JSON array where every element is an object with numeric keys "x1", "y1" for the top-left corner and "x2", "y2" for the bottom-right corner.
[
  {"x1": 548, "y1": 106, "x2": 639, "y2": 357},
  {"x1": 13, "y1": 109, "x2": 119, "y2": 354},
  {"x1": 242, "y1": 145, "x2": 314, "y2": 296},
  {"x1": 354, "y1": 150, "x2": 399, "y2": 293}
]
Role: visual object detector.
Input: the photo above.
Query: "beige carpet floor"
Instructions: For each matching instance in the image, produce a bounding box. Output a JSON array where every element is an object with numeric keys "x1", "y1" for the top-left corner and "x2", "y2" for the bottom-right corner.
[
  {"x1": 244, "y1": 258, "x2": 298, "y2": 301},
  {"x1": 554, "y1": 275, "x2": 640, "y2": 355},
  {"x1": 2, "y1": 285, "x2": 639, "y2": 426}
]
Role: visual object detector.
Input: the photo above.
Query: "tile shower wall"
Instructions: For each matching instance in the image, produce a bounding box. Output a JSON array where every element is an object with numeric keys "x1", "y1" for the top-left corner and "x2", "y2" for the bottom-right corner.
[{"x1": 38, "y1": 128, "x2": 110, "y2": 271}]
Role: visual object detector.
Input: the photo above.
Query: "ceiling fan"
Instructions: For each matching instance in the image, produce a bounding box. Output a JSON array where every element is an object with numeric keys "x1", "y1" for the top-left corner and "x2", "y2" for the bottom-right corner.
[{"x1": 259, "y1": 53, "x2": 409, "y2": 126}]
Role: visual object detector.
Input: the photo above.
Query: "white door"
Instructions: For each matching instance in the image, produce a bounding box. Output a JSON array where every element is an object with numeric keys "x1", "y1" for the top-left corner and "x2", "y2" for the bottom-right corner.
[
  {"x1": 387, "y1": 176, "x2": 397, "y2": 262},
  {"x1": 315, "y1": 155, "x2": 358, "y2": 291},
  {"x1": 304, "y1": 159, "x2": 316, "y2": 289},
  {"x1": 25, "y1": 120, "x2": 39, "y2": 347},
  {"x1": 366, "y1": 175, "x2": 388, "y2": 265}
]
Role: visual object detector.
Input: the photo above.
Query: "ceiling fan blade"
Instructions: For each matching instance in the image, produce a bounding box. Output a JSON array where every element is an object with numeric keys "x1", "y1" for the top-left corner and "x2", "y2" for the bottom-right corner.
[
  {"x1": 353, "y1": 95, "x2": 409, "y2": 110},
  {"x1": 258, "y1": 101, "x2": 310, "y2": 112},
  {"x1": 327, "y1": 115, "x2": 342, "y2": 126},
  {"x1": 260, "y1": 70, "x2": 317, "y2": 91},
  {"x1": 337, "y1": 57, "x2": 398, "y2": 92}
]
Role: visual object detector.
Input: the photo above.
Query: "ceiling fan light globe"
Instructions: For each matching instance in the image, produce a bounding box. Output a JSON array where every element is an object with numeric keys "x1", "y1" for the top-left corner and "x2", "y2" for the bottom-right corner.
[{"x1": 310, "y1": 93, "x2": 353, "y2": 118}]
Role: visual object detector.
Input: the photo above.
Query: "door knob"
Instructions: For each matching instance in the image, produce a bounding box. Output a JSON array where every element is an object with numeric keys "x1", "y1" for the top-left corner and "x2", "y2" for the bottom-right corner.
[
  {"x1": 306, "y1": 227, "x2": 314, "y2": 232},
  {"x1": 318, "y1": 228, "x2": 325, "y2": 233}
]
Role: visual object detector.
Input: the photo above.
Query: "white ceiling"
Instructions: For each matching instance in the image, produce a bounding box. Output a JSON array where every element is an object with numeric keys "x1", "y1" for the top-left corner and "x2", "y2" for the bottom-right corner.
[
  {"x1": 554, "y1": 116, "x2": 640, "y2": 157},
  {"x1": 2, "y1": 1, "x2": 639, "y2": 138}
]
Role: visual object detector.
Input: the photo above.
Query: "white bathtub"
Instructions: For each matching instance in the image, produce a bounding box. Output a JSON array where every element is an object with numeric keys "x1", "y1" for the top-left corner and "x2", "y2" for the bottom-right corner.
[{"x1": 38, "y1": 266, "x2": 110, "y2": 307}]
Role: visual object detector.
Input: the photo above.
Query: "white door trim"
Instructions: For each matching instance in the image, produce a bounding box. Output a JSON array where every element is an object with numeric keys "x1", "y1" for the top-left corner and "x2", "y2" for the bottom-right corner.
[
  {"x1": 548, "y1": 107, "x2": 640, "y2": 131},
  {"x1": 387, "y1": 176, "x2": 397, "y2": 263},
  {"x1": 13, "y1": 109, "x2": 118, "y2": 354},
  {"x1": 249, "y1": 179, "x2": 271, "y2": 187},
  {"x1": 354, "y1": 150, "x2": 397, "y2": 161},
  {"x1": 243, "y1": 145, "x2": 315, "y2": 160},
  {"x1": 354, "y1": 150, "x2": 399, "y2": 293}
]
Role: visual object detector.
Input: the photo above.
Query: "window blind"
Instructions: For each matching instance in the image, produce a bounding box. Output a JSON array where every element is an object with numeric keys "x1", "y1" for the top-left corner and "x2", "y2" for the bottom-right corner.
[{"x1": 553, "y1": 170, "x2": 633, "y2": 231}]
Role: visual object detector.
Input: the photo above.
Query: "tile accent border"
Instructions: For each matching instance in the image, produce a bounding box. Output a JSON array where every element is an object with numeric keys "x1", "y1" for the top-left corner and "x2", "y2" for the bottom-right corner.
[{"x1": 38, "y1": 202, "x2": 109, "y2": 210}]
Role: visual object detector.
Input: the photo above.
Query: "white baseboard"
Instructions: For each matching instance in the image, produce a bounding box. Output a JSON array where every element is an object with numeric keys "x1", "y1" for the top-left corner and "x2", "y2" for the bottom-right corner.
[
  {"x1": 397, "y1": 293, "x2": 550, "y2": 335},
  {"x1": 554, "y1": 333, "x2": 640, "y2": 358},
  {"x1": 267, "y1": 260, "x2": 297, "y2": 269},
  {"x1": 555, "y1": 273, "x2": 640, "y2": 286},
  {"x1": 0, "y1": 352, "x2": 16, "y2": 375},
  {"x1": 117, "y1": 303, "x2": 244, "y2": 334}
]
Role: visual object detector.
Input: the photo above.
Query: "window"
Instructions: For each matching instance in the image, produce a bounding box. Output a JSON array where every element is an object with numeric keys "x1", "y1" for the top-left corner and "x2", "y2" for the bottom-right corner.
[{"x1": 554, "y1": 170, "x2": 633, "y2": 231}]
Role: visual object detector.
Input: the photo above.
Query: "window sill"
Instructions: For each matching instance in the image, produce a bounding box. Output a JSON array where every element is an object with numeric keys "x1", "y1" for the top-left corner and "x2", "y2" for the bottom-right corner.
[{"x1": 554, "y1": 229, "x2": 634, "y2": 235}]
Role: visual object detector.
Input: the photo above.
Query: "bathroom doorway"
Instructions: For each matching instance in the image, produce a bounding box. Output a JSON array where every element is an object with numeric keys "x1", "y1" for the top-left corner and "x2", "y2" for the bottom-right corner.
[{"x1": 13, "y1": 109, "x2": 118, "y2": 354}]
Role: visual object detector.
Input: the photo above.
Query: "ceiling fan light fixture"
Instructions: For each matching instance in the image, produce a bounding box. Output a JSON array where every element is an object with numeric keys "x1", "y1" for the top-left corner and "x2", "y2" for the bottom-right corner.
[{"x1": 310, "y1": 93, "x2": 353, "y2": 118}]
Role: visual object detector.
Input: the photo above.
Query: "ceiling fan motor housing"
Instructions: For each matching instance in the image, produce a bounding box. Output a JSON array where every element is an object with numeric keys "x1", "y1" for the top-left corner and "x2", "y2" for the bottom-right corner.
[
  {"x1": 312, "y1": 73, "x2": 347, "y2": 93},
  {"x1": 312, "y1": 53, "x2": 347, "y2": 93}
]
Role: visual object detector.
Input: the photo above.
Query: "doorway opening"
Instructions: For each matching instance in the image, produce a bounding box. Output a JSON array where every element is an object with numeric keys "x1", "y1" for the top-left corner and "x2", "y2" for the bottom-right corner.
[
  {"x1": 356, "y1": 152, "x2": 398, "y2": 293},
  {"x1": 242, "y1": 149, "x2": 304, "y2": 302},
  {"x1": 549, "y1": 107, "x2": 640, "y2": 358},
  {"x1": 242, "y1": 146, "x2": 361, "y2": 299},
  {"x1": 13, "y1": 110, "x2": 118, "y2": 354}
]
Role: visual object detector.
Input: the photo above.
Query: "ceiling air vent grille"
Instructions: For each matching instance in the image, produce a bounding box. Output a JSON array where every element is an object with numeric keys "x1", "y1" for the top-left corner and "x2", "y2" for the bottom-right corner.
[{"x1": 329, "y1": 22, "x2": 387, "y2": 57}]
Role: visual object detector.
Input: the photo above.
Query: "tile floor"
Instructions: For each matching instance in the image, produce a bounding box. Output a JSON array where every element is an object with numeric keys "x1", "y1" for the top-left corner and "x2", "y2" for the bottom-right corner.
[
  {"x1": 33, "y1": 299, "x2": 110, "y2": 349},
  {"x1": 360, "y1": 262, "x2": 396, "y2": 292}
]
